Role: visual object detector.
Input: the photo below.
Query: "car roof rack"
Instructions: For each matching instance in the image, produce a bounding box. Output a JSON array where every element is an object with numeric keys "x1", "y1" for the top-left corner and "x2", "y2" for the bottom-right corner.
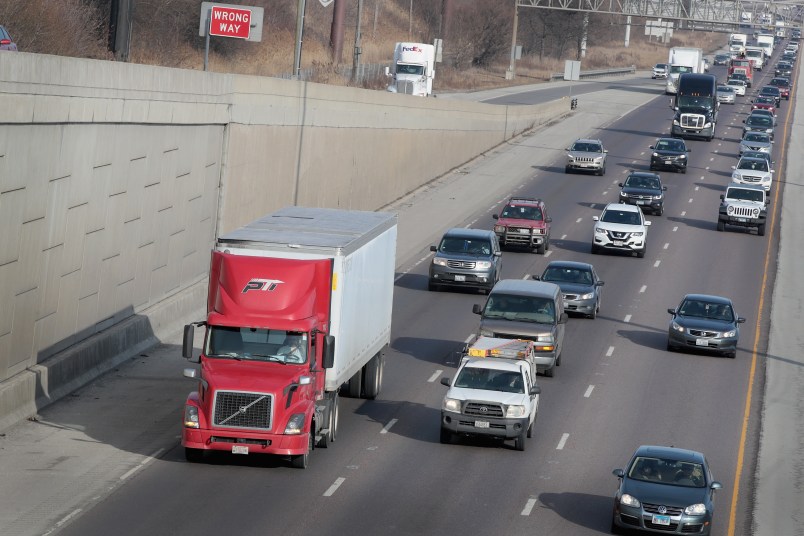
[{"x1": 507, "y1": 197, "x2": 542, "y2": 205}]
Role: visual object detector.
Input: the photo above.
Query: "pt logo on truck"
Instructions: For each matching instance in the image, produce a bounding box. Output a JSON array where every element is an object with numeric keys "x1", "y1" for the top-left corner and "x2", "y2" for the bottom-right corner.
[{"x1": 242, "y1": 279, "x2": 284, "y2": 293}]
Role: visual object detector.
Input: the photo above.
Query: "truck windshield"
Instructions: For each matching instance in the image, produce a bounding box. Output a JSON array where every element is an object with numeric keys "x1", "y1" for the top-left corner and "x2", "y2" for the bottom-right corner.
[
  {"x1": 483, "y1": 293, "x2": 556, "y2": 324},
  {"x1": 669, "y1": 65, "x2": 693, "y2": 75},
  {"x1": 206, "y1": 326, "x2": 308, "y2": 364},
  {"x1": 396, "y1": 63, "x2": 424, "y2": 75},
  {"x1": 454, "y1": 367, "x2": 525, "y2": 393},
  {"x1": 678, "y1": 96, "x2": 714, "y2": 109}
]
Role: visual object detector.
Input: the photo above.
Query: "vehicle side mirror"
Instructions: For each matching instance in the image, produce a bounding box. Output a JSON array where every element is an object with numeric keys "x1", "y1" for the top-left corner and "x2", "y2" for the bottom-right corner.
[
  {"x1": 613, "y1": 469, "x2": 625, "y2": 478},
  {"x1": 322, "y1": 335, "x2": 335, "y2": 369},
  {"x1": 619, "y1": 183, "x2": 624, "y2": 187},
  {"x1": 530, "y1": 385, "x2": 541, "y2": 396},
  {"x1": 649, "y1": 146, "x2": 655, "y2": 150},
  {"x1": 687, "y1": 148, "x2": 691, "y2": 152},
  {"x1": 494, "y1": 251, "x2": 502, "y2": 257},
  {"x1": 182, "y1": 324, "x2": 195, "y2": 360},
  {"x1": 644, "y1": 221, "x2": 652, "y2": 226},
  {"x1": 440, "y1": 377, "x2": 451, "y2": 387},
  {"x1": 668, "y1": 308, "x2": 677, "y2": 315},
  {"x1": 592, "y1": 216, "x2": 600, "y2": 221},
  {"x1": 472, "y1": 304, "x2": 483, "y2": 315},
  {"x1": 737, "y1": 317, "x2": 746, "y2": 323},
  {"x1": 492, "y1": 214, "x2": 499, "y2": 220},
  {"x1": 604, "y1": 149, "x2": 609, "y2": 153},
  {"x1": 384, "y1": 66, "x2": 391, "y2": 77},
  {"x1": 743, "y1": 119, "x2": 746, "y2": 123},
  {"x1": 558, "y1": 312, "x2": 568, "y2": 324},
  {"x1": 532, "y1": 275, "x2": 542, "y2": 280},
  {"x1": 596, "y1": 281, "x2": 605, "y2": 287},
  {"x1": 711, "y1": 481, "x2": 723, "y2": 490},
  {"x1": 565, "y1": 147, "x2": 571, "y2": 151},
  {"x1": 545, "y1": 216, "x2": 552, "y2": 223},
  {"x1": 662, "y1": 186, "x2": 668, "y2": 191},
  {"x1": 430, "y1": 245, "x2": 437, "y2": 252},
  {"x1": 732, "y1": 166, "x2": 737, "y2": 170},
  {"x1": 720, "y1": 194, "x2": 725, "y2": 200}
]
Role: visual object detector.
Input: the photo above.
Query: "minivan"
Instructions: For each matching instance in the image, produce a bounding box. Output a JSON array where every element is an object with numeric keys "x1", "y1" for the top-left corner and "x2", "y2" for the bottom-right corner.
[{"x1": 472, "y1": 279, "x2": 567, "y2": 377}]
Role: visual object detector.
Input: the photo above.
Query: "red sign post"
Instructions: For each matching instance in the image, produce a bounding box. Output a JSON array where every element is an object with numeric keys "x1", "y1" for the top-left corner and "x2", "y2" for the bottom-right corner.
[{"x1": 209, "y1": 6, "x2": 252, "y2": 39}]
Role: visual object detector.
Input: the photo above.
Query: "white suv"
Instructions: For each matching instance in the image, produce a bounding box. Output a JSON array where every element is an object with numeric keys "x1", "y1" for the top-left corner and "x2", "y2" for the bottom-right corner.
[
  {"x1": 591, "y1": 203, "x2": 651, "y2": 258},
  {"x1": 731, "y1": 155, "x2": 774, "y2": 192}
]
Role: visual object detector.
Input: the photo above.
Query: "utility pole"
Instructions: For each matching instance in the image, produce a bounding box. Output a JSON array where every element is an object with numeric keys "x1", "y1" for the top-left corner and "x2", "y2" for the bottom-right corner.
[
  {"x1": 293, "y1": 0, "x2": 307, "y2": 78},
  {"x1": 409, "y1": 0, "x2": 413, "y2": 39},
  {"x1": 506, "y1": 0, "x2": 518, "y2": 80},
  {"x1": 625, "y1": 15, "x2": 631, "y2": 47},
  {"x1": 580, "y1": 11, "x2": 589, "y2": 58},
  {"x1": 352, "y1": 0, "x2": 364, "y2": 84}
]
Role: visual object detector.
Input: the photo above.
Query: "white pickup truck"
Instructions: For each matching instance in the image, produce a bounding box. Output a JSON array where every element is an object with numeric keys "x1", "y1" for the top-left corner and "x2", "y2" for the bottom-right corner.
[{"x1": 440, "y1": 338, "x2": 541, "y2": 450}]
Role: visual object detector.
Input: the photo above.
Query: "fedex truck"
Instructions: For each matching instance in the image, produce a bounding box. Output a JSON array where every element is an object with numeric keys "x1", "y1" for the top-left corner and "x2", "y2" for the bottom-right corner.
[
  {"x1": 385, "y1": 42, "x2": 436, "y2": 97},
  {"x1": 181, "y1": 207, "x2": 397, "y2": 468}
]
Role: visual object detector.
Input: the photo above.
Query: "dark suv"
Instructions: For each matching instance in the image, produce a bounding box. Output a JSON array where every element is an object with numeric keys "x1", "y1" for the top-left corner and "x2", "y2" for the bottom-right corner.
[
  {"x1": 429, "y1": 228, "x2": 502, "y2": 293},
  {"x1": 492, "y1": 197, "x2": 552, "y2": 254},
  {"x1": 619, "y1": 172, "x2": 667, "y2": 215},
  {"x1": 649, "y1": 137, "x2": 690, "y2": 173},
  {"x1": 768, "y1": 77, "x2": 791, "y2": 100}
]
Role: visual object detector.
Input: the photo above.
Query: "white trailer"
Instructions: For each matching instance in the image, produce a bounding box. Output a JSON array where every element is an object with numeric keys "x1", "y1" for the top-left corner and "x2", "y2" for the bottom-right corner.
[
  {"x1": 385, "y1": 42, "x2": 436, "y2": 97},
  {"x1": 665, "y1": 47, "x2": 703, "y2": 94},
  {"x1": 757, "y1": 35, "x2": 775, "y2": 57}
]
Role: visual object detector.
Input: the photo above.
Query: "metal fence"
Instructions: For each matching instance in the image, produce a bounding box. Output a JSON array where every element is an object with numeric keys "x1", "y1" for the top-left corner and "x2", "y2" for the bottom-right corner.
[
  {"x1": 279, "y1": 62, "x2": 387, "y2": 83},
  {"x1": 549, "y1": 65, "x2": 636, "y2": 81}
]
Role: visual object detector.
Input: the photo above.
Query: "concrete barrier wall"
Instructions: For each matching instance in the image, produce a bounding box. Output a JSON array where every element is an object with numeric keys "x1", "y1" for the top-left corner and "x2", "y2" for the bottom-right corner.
[{"x1": 0, "y1": 52, "x2": 569, "y2": 431}]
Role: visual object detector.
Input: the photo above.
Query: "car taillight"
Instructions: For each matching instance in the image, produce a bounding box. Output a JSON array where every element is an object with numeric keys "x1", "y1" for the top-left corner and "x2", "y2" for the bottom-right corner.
[{"x1": 0, "y1": 39, "x2": 10, "y2": 45}]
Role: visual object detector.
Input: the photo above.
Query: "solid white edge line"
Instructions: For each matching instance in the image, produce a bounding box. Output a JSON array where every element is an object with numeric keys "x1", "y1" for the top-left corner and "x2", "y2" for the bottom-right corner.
[
  {"x1": 380, "y1": 418, "x2": 398, "y2": 434},
  {"x1": 428, "y1": 370, "x2": 443, "y2": 383},
  {"x1": 624, "y1": 314, "x2": 632, "y2": 323},
  {"x1": 606, "y1": 346, "x2": 614, "y2": 357},
  {"x1": 521, "y1": 498, "x2": 538, "y2": 516},
  {"x1": 323, "y1": 477, "x2": 346, "y2": 497},
  {"x1": 556, "y1": 433, "x2": 570, "y2": 450},
  {"x1": 55, "y1": 509, "x2": 83, "y2": 527},
  {"x1": 120, "y1": 448, "x2": 164, "y2": 481},
  {"x1": 584, "y1": 385, "x2": 595, "y2": 398}
]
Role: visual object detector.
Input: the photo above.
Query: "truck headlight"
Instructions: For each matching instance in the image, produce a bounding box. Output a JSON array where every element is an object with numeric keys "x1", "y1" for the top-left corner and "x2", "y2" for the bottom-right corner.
[
  {"x1": 673, "y1": 119, "x2": 680, "y2": 126},
  {"x1": 653, "y1": 195, "x2": 663, "y2": 200},
  {"x1": 494, "y1": 225, "x2": 505, "y2": 233},
  {"x1": 753, "y1": 208, "x2": 760, "y2": 216},
  {"x1": 443, "y1": 397, "x2": 461, "y2": 413},
  {"x1": 184, "y1": 405, "x2": 200, "y2": 429},
  {"x1": 620, "y1": 494, "x2": 641, "y2": 507},
  {"x1": 285, "y1": 413, "x2": 306, "y2": 434},
  {"x1": 433, "y1": 258, "x2": 447, "y2": 266},
  {"x1": 672, "y1": 321, "x2": 685, "y2": 333},
  {"x1": 684, "y1": 503, "x2": 707, "y2": 516},
  {"x1": 505, "y1": 405, "x2": 527, "y2": 418},
  {"x1": 476, "y1": 261, "x2": 492, "y2": 269}
]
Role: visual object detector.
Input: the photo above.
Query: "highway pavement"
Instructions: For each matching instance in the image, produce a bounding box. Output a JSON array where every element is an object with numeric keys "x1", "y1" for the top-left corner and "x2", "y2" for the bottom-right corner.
[{"x1": 0, "y1": 61, "x2": 800, "y2": 536}]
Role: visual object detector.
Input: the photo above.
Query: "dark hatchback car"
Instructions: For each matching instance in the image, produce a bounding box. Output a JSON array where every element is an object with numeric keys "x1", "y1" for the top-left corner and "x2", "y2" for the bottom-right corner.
[
  {"x1": 666, "y1": 294, "x2": 745, "y2": 358},
  {"x1": 758, "y1": 85, "x2": 782, "y2": 106},
  {"x1": 612, "y1": 445, "x2": 723, "y2": 535},
  {"x1": 429, "y1": 228, "x2": 502, "y2": 294},
  {"x1": 713, "y1": 54, "x2": 729, "y2": 66},
  {"x1": 775, "y1": 62, "x2": 793, "y2": 77},
  {"x1": 619, "y1": 172, "x2": 667, "y2": 215},
  {"x1": 742, "y1": 114, "x2": 775, "y2": 139},
  {"x1": 0, "y1": 25, "x2": 17, "y2": 51},
  {"x1": 534, "y1": 260, "x2": 604, "y2": 319},
  {"x1": 649, "y1": 137, "x2": 690, "y2": 174},
  {"x1": 768, "y1": 77, "x2": 791, "y2": 100}
]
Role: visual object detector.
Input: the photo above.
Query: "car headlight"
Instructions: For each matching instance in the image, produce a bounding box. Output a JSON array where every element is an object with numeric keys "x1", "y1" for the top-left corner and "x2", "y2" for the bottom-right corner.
[
  {"x1": 579, "y1": 292, "x2": 595, "y2": 300},
  {"x1": 679, "y1": 154, "x2": 686, "y2": 159},
  {"x1": 721, "y1": 329, "x2": 737, "y2": 338},
  {"x1": 672, "y1": 320, "x2": 685, "y2": 333},
  {"x1": 653, "y1": 195, "x2": 663, "y2": 200},
  {"x1": 631, "y1": 232, "x2": 644, "y2": 237},
  {"x1": 443, "y1": 397, "x2": 461, "y2": 413},
  {"x1": 475, "y1": 261, "x2": 492, "y2": 269},
  {"x1": 506, "y1": 405, "x2": 527, "y2": 418},
  {"x1": 594, "y1": 227, "x2": 606, "y2": 235},
  {"x1": 652, "y1": 152, "x2": 659, "y2": 157},
  {"x1": 594, "y1": 156, "x2": 603, "y2": 162},
  {"x1": 184, "y1": 405, "x2": 200, "y2": 429},
  {"x1": 480, "y1": 329, "x2": 494, "y2": 337},
  {"x1": 537, "y1": 334, "x2": 555, "y2": 343},
  {"x1": 494, "y1": 225, "x2": 505, "y2": 233},
  {"x1": 284, "y1": 413, "x2": 306, "y2": 434},
  {"x1": 620, "y1": 494, "x2": 641, "y2": 507},
  {"x1": 753, "y1": 208, "x2": 761, "y2": 216},
  {"x1": 567, "y1": 154, "x2": 575, "y2": 161},
  {"x1": 620, "y1": 192, "x2": 628, "y2": 198},
  {"x1": 433, "y1": 257, "x2": 447, "y2": 266},
  {"x1": 684, "y1": 503, "x2": 707, "y2": 516}
]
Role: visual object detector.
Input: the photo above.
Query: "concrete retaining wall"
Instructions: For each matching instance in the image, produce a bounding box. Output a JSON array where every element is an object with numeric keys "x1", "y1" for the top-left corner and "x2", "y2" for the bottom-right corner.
[{"x1": 0, "y1": 51, "x2": 569, "y2": 431}]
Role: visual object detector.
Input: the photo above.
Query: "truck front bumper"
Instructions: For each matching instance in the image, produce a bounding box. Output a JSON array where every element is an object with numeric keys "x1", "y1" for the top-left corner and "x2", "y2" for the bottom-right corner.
[
  {"x1": 183, "y1": 428, "x2": 309, "y2": 456},
  {"x1": 441, "y1": 411, "x2": 529, "y2": 440},
  {"x1": 718, "y1": 214, "x2": 765, "y2": 229},
  {"x1": 496, "y1": 229, "x2": 546, "y2": 248},
  {"x1": 671, "y1": 124, "x2": 715, "y2": 140}
]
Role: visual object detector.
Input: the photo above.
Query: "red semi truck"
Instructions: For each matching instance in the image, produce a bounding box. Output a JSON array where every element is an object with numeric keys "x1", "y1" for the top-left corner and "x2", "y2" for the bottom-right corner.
[{"x1": 181, "y1": 207, "x2": 397, "y2": 468}]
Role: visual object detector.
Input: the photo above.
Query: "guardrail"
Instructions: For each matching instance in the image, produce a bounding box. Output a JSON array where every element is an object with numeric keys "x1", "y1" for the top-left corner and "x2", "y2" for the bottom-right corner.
[{"x1": 548, "y1": 65, "x2": 636, "y2": 81}]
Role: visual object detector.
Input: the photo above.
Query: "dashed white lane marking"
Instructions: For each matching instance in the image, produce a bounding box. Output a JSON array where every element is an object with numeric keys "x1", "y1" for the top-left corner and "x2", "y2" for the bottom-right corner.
[
  {"x1": 380, "y1": 419, "x2": 398, "y2": 434},
  {"x1": 464, "y1": 334, "x2": 476, "y2": 344},
  {"x1": 606, "y1": 346, "x2": 614, "y2": 357},
  {"x1": 466, "y1": 220, "x2": 477, "y2": 228},
  {"x1": 120, "y1": 448, "x2": 164, "y2": 480},
  {"x1": 705, "y1": 166, "x2": 710, "y2": 170},
  {"x1": 624, "y1": 314, "x2": 632, "y2": 323},
  {"x1": 695, "y1": 186, "x2": 700, "y2": 191},
  {"x1": 663, "y1": 243, "x2": 669, "y2": 249},
  {"x1": 639, "y1": 285, "x2": 647, "y2": 293},
  {"x1": 612, "y1": 179, "x2": 618, "y2": 184},
  {"x1": 602, "y1": 190, "x2": 608, "y2": 196},
  {"x1": 521, "y1": 498, "x2": 538, "y2": 516},
  {"x1": 428, "y1": 370, "x2": 443, "y2": 383},
  {"x1": 557, "y1": 433, "x2": 570, "y2": 450},
  {"x1": 545, "y1": 250, "x2": 553, "y2": 258},
  {"x1": 576, "y1": 217, "x2": 582, "y2": 223},
  {"x1": 640, "y1": 151, "x2": 645, "y2": 156},
  {"x1": 654, "y1": 260, "x2": 661, "y2": 267},
  {"x1": 710, "y1": 157, "x2": 715, "y2": 161},
  {"x1": 688, "y1": 198, "x2": 694, "y2": 203},
  {"x1": 324, "y1": 477, "x2": 346, "y2": 496},
  {"x1": 584, "y1": 385, "x2": 595, "y2": 398},
  {"x1": 681, "y1": 211, "x2": 687, "y2": 216},
  {"x1": 561, "y1": 234, "x2": 567, "y2": 240},
  {"x1": 673, "y1": 226, "x2": 678, "y2": 232},
  {"x1": 523, "y1": 274, "x2": 531, "y2": 280}
]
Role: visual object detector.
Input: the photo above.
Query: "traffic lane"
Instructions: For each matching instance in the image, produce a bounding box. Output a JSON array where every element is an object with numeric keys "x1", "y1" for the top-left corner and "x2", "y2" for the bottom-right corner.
[{"x1": 483, "y1": 76, "x2": 667, "y2": 106}]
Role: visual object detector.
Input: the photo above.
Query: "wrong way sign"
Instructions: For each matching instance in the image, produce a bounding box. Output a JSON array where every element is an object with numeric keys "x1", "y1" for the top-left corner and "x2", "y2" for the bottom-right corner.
[{"x1": 199, "y1": 3, "x2": 264, "y2": 42}]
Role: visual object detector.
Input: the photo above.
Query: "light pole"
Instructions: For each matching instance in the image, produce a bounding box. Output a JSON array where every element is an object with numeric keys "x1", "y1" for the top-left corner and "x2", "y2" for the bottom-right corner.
[
  {"x1": 293, "y1": 0, "x2": 307, "y2": 78},
  {"x1": 352, "y1": 0, "x2": 364, "y2": 84},
  {"x1": 506, "y1": 0, "x2": 519, "y2": 80}
]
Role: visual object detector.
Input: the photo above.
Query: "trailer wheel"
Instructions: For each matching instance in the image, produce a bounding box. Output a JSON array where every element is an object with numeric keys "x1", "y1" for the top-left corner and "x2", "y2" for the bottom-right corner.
[
  {"x1": 346, "y1": 368, "x2": 362, "y2": 398},
  {"x1": 329, "y1": 393, "x2": 339, "y2": 442},
  {"x1": 291, "y1": 430, "x2": 313, "y2": 469},
  {"x1": 363, "y1": 354, "x2": 384, "y2": 400}
]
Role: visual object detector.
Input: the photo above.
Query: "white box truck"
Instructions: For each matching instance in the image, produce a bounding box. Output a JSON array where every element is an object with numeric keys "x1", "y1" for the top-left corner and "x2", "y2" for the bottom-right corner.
[
  {"x1": 744, "y1": 46, "x2": 765, "y2": 70},
  {"x1": 729, "y1": 33, "x2": 748, "y2": 57},
  {"x1": 665, "y1": 47, "x2": 703, "y2": 94},
  {"x1": 385, "y1": 42, "x2": 436, "y2": 97},
  {"x1": 181, "y1": 207, "x2": 398, "y2": 468},
  {"x1": 757, "y1": 35, "x2": 775, "y2": 57}
]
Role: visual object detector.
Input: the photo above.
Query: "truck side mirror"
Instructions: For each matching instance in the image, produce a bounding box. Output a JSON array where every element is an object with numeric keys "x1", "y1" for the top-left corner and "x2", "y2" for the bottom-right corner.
[
  {"x1": 440, "y1": 377, "x2": 451, "y2": 387},
  {"x1": 472, "y1": 304, "x2": 483, "y2": 315},
  {"x1": 384, "y1": 66, "x2": 391, "y2": 77},
  {"x1": 183, "y1": 324, "x2": 196, "y2": 361},
  {"x1": 322, "y1": 335, "x2": 335, "y2": 369}
]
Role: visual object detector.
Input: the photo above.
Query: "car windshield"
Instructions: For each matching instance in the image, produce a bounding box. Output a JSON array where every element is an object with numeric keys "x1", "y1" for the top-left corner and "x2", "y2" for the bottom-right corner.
[
  {"x1": 744, "y1": 133, "x2": 769, "y2": 143},
  {"x1": 453, "y1": 367, "x2": 525, "y2": 393},
  {"x1": 771, "y1": 78, "x2": 789, "y2": 86},
  {"x1": 439, "y1": 237, "x2": 492, "y2": 255},
  {"x1": 747, "y1": 116, "x2": 772, "y2": 127},
  {"x1": 754, "y1": 97, "x2": 774, "y2": 104},
  {"x1": 678, "y1": 299, "x2": 735, "y2": 321},
  {"x1": 627, "y1": 457, "x2": 707, "y2": 488},
  {"x1": 737, "y1": 159, "x2": 769, "y2": 171},
  {"x1": 601, "y1": 209, "x2": 641, "y2": 225},
  {"x1": 541, "y1": 267, "x2": 593, "y2": 285},
  {"x1": 717, "y1": 86, "x2": 734, "y2": 93},
  {"x1": 743, "y1": 151, "x2": 769, "y2": 162},
  {"x1": 655, "y1": 139, "x2": 685, "y2": 152},
  {"x1": 483, "y1": 293, "x2": 556, "y2": 324},
  {"x1": 727, "y1": 80, "x2": 744, "y2": 87},
  {"x1": 500, "y1": 205, "x2": 542, "y2": 221},
  {"x1": 206, "y1": 326, "x2": 309, "y2": 364},
  {"x1": 571, "y1": 142, "x2": 602, "y2": 153},
  {"x1": 625, "y1": 175, "x2": 661, "y2": 190},
  {"x1": 727, "y1": 188, "x2": 764, "y2": 202},
  {"x1": 762, "y1": 87, "x2": 780, "y2": 95}
]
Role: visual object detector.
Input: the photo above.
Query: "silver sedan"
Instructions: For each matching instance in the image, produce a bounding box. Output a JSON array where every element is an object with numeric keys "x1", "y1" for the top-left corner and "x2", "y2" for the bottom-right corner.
[
  {"x1": 716, "y1": 85, "x2": 736, "y2": 104},
  {"x1": 739, "y1": 132, "x2": 773, "y2": 155}
]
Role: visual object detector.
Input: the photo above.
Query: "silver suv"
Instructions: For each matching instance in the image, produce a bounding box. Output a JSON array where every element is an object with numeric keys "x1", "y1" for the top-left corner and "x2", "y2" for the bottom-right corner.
[
  {"x1": 429, "y1": 228, "x2": 502, "y2": 294},
  {"x1": 565, "y1": 139, "x2": 608, "y2": 175}
]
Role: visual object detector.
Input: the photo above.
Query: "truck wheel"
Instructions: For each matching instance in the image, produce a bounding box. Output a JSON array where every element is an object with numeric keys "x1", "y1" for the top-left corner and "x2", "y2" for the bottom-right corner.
[
  {"x1": 291, "y1": 432, "x2": 313, "y2": 469},
  {"x1": 317, "y1": 393, "x2": 339, "y2": 448},
  {"x1": 717, "y1": 221, "x2": 725, "y2": 232},
  {"x1": 346, "y1": 368, "x2": 362, "y2": 398},
  {"x1": 440, "y1": 427, "x2": 453, "y2": 444},
  {"x1": 185, "y1": 448, "x2": 205, "y2": 463},
  {"x1": 535, "y1": 243, "x2": 545, "y2": 254},
  {"x1": 758, "y1": 223, "x2": 766, "y2": 236},
  {"x1": 543, "y1": 366, "x2": 554, "y2": 378},
  {"x1": 514, "y1": 429, "x2": 527, "y2": 451},
  {"x1": 527, "y1": 421, "x2": 533, "y2": 438},
  {"x1": 363, "y1": 353, "x2": 383, "y2": 400}
]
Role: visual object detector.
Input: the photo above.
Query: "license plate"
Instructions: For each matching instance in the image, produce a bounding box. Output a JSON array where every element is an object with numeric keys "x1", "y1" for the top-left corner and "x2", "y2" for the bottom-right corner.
[
  {"x1": 652, "y1": 515, "x2": 671, "y2": 526},
  {"x1": 737, "y1": 217, "x2": 747, "y2": 222},
  {"x1": 519, "y1": 229, "x2": 530, "y2": 234},
  {"x1": 474, "y1": 420, "x2": 490, "y2": 429},
  {"x1": 636, "y1": 200, "x2": 646, "y2": 205},
  {"x1": 613, "y1": 240, "x2": 624, "y2": 246},
  {"x1": 696, "y1": 339, "x2": 710, "y2": 347},
  {"x1": 665, "y1": 160, "x2": 673, "y2": 165},
  {"x1": 454, "y1": 275, "x2": 466, "y2": 282},
  {"x1": 232, "y1": 445, "x2": 249, "y2": 455}
]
